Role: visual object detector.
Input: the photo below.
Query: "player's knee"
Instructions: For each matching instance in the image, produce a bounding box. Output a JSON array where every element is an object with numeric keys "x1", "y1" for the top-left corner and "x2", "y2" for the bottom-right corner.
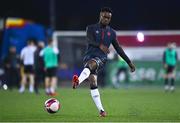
[
  {"x1": 90, "y1": 83, "x2": 98, "y2": 89},
  {"x1": 85, "y1": 60, "x2": 97, "y2": 72}
]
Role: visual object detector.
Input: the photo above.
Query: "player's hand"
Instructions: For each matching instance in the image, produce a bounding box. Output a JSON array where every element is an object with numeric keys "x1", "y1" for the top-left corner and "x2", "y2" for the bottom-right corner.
[
  {"x1": 99, "y1": 44, "x2": 110, "y2": 54},
  {"x1": 129, "y1": 62, "x2": 135, "y2": 72}
]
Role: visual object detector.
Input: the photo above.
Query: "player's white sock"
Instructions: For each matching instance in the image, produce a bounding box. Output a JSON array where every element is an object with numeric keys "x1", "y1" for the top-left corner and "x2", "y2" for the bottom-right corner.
[
  {"x1": 45, "y1": 88, "x2": 50, "y2": 94},
  {"x1": 170, "y1": 86, "x2": 175, "y2": 91},
  {"x1": 78, "y1": 68, "x2": 91, "y2": 84},
  {"x1": 164, "y1": 85, "x2": 169, "y2": 91},
  {"x1": 50, "y1": 87, "x2": 55, "y2": 94},
  {"x1": 19, "y1": 85, "x2": 25, "y2": 93},
  {"x1": 29, "y1": 85, "x2": 34, "y2": 93},
  {"x1": 90, "y1": 88, "x2": 104, "y2": 112}
]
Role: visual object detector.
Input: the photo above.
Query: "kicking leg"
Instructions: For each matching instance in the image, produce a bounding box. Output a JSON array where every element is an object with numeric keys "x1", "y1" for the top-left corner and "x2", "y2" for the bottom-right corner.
[{"x1": 72, "y1": 60, "x2": 97, "y2": 89}]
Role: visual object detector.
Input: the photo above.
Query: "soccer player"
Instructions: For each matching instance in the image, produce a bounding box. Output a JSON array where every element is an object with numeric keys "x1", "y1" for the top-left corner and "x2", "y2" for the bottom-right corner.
[
  {"x1": 72, "y1": 7, "x2": 135, "y2": 117},
  {"x1": 40, "y1": 39, "x2": 59, "y2": 96},
  {"x1": 19, "y1": 40, "x2": 36, "y2": 93},
  {"x1": 163, "y1": 42, "x2": 178, "y2": 92}
]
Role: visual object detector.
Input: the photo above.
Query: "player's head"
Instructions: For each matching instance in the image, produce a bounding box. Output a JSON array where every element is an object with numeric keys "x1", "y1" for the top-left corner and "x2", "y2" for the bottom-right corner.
[
  {"x1": 38, "y1": 41, "x2": 45, "y2": 48},
  {"x1": 99, "y1": 7, "x2": 112, "y2": 26},
  {"x1": 9, "y1": 46, "x2": 16, "y2": 53},
  {"x1": 171, "y1": 42, "x2": 176, "y2": 49},
  {"x1": 27, "y1": 39, "x2": 35, "y2": 46},
  {"x1": 168, "y1": 42, "x2": 176, "y2": 50},
  {"x1": 48, "y1": 38, "x2": 53, "y2": 46}
]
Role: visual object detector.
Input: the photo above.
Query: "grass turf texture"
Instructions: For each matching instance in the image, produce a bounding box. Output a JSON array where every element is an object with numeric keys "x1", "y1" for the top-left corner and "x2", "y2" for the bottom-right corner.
[{"x1": 0, "y1": 87, "x2": 180, "y2": 122}]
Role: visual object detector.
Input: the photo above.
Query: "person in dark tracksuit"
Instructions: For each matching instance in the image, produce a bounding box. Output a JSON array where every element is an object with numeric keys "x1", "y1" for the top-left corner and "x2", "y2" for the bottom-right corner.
[
  {"x1": 34, "y1": 42, "x2": 45, "y2": 94},
  {"x1": 163, "y1": 42, "x2": 178, "y2": 92},
  {"x1": 72, "y1": 7, "x2": 135, "y2": 117},
  {"x1": 4, "y1": 46, "x2": 20, "y2": 90}
]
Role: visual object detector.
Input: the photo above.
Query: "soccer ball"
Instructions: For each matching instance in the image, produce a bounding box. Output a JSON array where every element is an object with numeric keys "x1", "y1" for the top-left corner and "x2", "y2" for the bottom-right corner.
[{"x1": 44, "y1": 98, "x2": 60, "y2": 113}]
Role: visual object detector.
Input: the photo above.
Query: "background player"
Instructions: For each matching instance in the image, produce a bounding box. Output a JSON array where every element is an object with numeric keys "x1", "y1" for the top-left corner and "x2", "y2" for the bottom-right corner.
[
  {"x1": 19, "y1": 40, "x2": 36, "y2": 93},
  {"x1": 40, "y1": 39, "x2": 59, "y2": 96},
  {"x1": 163, "y1": 42, "x2": 178, "y2": 92},
  {"x1": 72, "y1": 7, "x2": 135, "y2": 117}
]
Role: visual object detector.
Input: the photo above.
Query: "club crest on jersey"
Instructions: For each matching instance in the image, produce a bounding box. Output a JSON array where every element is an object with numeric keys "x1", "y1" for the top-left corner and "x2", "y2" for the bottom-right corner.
[{"x1": 96, "y1": 30, "x2": 99, "y2": 34}]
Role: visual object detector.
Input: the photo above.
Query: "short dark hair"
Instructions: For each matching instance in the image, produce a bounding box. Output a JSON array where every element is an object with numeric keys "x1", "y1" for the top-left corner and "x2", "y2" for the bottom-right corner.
[
  {"x1": 48, "y1": 38, "x2": 53, "y2": 44},
  {"x1": 100, "y1": 7, "x2": 112, "y2": 13},
  {"x1": 27, "y1": 39, "x2": 35, "y2": 45}
]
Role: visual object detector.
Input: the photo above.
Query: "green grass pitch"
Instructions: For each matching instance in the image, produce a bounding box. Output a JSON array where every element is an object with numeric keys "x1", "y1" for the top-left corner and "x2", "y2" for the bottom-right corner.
[{"x1": 0, "y1": 87, "x2": 180, "y2": 122}]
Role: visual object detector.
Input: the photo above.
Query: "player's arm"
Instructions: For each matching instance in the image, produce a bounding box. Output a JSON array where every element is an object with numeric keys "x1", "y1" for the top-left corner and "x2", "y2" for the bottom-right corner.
[
  {"x1": 175, "y1": 51, "x2": 178, "y2": 61},
  {"x1": 175, "y1": 51, "x2": 178, "y2": 67},
  {"x1": 39, "y1": 49, "x2": 44, "y2": 56},
  {"x1": 53, "y1": 47, "x2": 60, "y2": 63},
  {"x1": 112, "y1": 39, "x2": 135, "y2": 72},
  {"x1": 20, "y1": 49, "x2": 25, "y2": 64},
  {"x1": 163, "y1": 51, "x2": 167, "y2": 68},
  {"x1": 20, "y1": 49, "x2": 24, "y2": 60},
  {"x1": 16, "y1": 55, "x2": 21, "y2": 68}
]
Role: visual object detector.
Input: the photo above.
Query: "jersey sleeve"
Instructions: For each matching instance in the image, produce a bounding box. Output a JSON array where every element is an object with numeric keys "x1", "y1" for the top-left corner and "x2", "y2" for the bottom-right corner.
[
  {"x1": 20, "y1": 48, "x2": 25, "y2": 60},
  {"x1": 111, "y1": 31, "x2": 131, "y2": 65},
  {"x1": 112, "y1": 29, "x2": 117, "y2": 41},
  {"x1": 86, "y1": 26, "x2": 99, "y2": 47}
]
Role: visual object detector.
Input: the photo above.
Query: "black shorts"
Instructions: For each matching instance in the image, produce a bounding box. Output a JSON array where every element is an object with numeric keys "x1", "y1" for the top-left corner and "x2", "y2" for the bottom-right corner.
[
  {"x1": 45, "y1": 67, "x2": 57, "y2": 77},
  {"x1": 83, "y1": 56, "x2": 107, "y2": 74},
  {"x1": 24, "y1": 65, "x2": 34, "y2": 74},
  {"x1": 166, "y1": 65, "x2": 175, "y2": 74}
]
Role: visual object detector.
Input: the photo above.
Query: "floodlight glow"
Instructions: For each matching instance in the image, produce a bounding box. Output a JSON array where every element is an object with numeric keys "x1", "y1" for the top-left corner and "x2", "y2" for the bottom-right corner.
[{"x1": 137, "y1": 32, "x2": 144, "y2": 42}]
